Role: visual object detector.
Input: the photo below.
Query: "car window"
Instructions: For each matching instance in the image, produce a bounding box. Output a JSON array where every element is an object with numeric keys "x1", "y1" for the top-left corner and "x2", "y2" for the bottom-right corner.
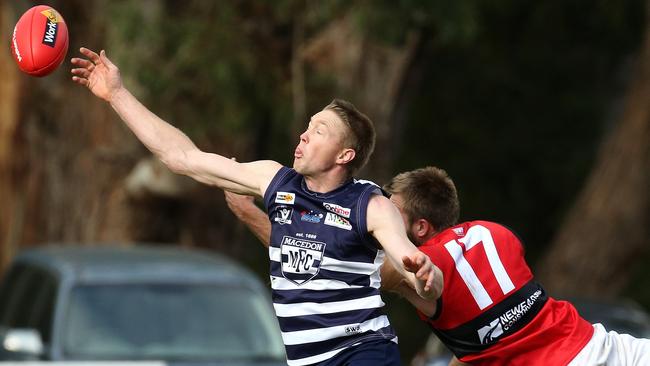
[{"x1": 61, "y1": 283, "x2": 285, "y2": 361}]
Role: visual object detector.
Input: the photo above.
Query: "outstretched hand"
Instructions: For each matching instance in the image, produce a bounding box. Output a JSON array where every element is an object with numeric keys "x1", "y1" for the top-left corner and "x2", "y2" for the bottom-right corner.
[
  {"x1": 71, "y1": 48, "x2": 122, "y2": 102},
  {"x1": 403, "y1": 251, "x2": 439, "y2": 300}
]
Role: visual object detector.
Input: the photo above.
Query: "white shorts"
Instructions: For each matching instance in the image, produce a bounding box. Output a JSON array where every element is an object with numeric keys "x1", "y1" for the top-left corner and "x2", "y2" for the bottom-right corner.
[{"x1": 568, "y1": 323, "x2": 650, "y2": 365}]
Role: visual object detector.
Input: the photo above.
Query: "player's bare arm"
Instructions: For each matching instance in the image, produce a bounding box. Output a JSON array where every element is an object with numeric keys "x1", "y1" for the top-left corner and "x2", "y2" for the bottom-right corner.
[
  {"x1": 224, "y1": 191, "x2": 271, "y2": 247},
  {"x1": 382, "y1": 260, "x2": 439, "y2": 316},
  {"x1": 367, "y1": 194, "x2": 443, "y2": 300},
  {"x1": 71, "y1": 47, "x2": 280, "y2": 197},
  {"x1": 378, "y1": 256, "x2": 407, "y2": 293}
]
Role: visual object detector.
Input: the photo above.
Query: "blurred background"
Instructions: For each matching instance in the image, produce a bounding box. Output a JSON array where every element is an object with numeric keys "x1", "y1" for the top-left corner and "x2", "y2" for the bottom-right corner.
[{"x1": 1, "y1": 0, "x2": 649, "y2": 363}]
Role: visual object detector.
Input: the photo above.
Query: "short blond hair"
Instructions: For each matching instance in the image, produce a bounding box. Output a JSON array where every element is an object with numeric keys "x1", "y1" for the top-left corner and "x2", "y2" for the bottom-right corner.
[{"x1": 324, "y1": 99, "x2": 375, "y2": 176}]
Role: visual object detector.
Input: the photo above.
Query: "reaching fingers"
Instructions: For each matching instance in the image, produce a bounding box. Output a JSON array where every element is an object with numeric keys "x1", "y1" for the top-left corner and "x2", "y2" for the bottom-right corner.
[
  {"x1": 71, "y1": 76, "x2": 89, "y2": 86},
  {"x1": 415, "y1": 257, "x2": 431, "y2": 279},
  {"x1": 79, "y1": 47, "x2": 101, "y2": 64},
  {"x1": 99, "y1": 50, "x2": 115, "y2": 68},
  {"x1": 424, "y1": 267, "x2": 434, "y2": 292},
  {"x1": 71, "y1": 68, "x2": 91, "y2": 79},
  {"x1": 71, "y1": 57, "x2": 94, "y2": 70}
]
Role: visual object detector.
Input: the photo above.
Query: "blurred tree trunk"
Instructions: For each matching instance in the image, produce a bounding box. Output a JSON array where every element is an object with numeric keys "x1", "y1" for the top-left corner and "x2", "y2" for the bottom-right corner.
[
  {"x1": 0, "y1": 1, "x2": 23, "y2": 269},
  {"x1": 537, "y1": 5, "x2": 650, "y2": 298},
  {"x1": 302, "y1": 16, "x2": 427, "y2": 182}
]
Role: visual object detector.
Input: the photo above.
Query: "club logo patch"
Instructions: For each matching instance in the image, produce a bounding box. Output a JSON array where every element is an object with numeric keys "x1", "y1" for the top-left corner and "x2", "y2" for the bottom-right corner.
[
  {"x1": 281, "y1": 236, "x2": 326, "y2": 285},
  {"x1": 273, "y1": 206, "x2": 293, "y2": 225},
  {"x1": 323, "y1": 202, "x2": 351, "y2": 218},
  {"x1": 275, "y1": 192, "x2": 295, "y2": 205},
  {"x1": 300, "y1": 210, "x2": 323, "y2": 223},
  {"x1": 324, "y1": 212, "x2": 352, "y2": 230}
]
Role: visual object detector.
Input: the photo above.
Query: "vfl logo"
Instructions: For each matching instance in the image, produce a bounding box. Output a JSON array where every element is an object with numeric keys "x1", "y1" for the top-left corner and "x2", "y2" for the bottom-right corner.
[
  {"x1": 300, "y1": 210, "x2": 323, "y2": 223},
  {"x1": 273, "y1": 207, "x2": 293, "y2": 225},
  {"x1": 275, "y1": 192, "x2": 295, "y2": 205},
  {"x1": 477, "y1": 318, "x2": 503, "y2": 344},
  {"x1": 281, "y1": 236, "x2": 326, "y2": 285},
  {"x1": 324, "y1": 212, "x2": 352, "y2": 230},
  {"x1": 323, "y1": 202, "x2": 351, "y2": 218},
  {"x1": 40, "y1": 9, "x2": 61, "y2": 47}
]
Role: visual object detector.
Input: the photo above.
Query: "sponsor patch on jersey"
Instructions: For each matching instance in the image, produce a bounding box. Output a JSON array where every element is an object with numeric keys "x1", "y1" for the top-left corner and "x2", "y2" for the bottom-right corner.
[
  {"x1": 477, "y1": 289, "x2": 543, "y2": 344},
  {"x1": 324, "y1": 212, "x2": 352, "y2": 230},
  {"x1": 275, "y1": 192, "x2": 295, "y2": 205},
  {"x1": 323, "y1": 202, "x2": 351, "y2": 218},
  {"x1": 273, "y1": 206, "x2": 293, "y2": 225},
  {"x1": 300, "y1": 210, "x2": 323, "y2": 223},
  {"x1": 453, "y1": 227, "x2": 464, "y2": 236},
  {"x1": 280, "y1": 236, "x2": 326, "y2": 285},
  {"x1": 477, "y1": 318, "x2": 503, "y2": 344},
  {"x1": 345, "y1": 324, "x2": 362, "y2": 335}
]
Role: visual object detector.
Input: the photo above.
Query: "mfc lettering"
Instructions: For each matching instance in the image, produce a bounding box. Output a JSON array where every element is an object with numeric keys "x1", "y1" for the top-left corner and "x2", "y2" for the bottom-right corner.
[
  {"x1": 288, "y1": 249, "x2": 313, "y2": 272},
  {"x1": 280, "y1": 236, "x2": 326, "y2": 284}
]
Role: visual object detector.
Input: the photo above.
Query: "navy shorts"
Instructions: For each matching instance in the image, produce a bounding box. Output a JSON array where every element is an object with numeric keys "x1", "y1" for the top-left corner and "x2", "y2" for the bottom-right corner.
[{"x1": 319, "y1": 339, "x2": 401, "y2": 366}]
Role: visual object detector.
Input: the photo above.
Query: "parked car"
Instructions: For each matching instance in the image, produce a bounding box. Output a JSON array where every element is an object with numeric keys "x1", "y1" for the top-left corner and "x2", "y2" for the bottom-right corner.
[
  {"x1": 0, "y1": 245, "x2": 286, "y2": 365},
  {"x1": 412, "y1": 297, "x2": 650, "y2": 366}
]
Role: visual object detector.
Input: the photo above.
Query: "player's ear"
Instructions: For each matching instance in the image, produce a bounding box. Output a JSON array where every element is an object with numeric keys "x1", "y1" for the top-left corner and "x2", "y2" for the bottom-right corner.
[
  {"x1": 337, "y1": 148, "x2": 355, "y2": 165},
  {"x1": 415, "y1": 219, "x2": 433, "y2": 239}
]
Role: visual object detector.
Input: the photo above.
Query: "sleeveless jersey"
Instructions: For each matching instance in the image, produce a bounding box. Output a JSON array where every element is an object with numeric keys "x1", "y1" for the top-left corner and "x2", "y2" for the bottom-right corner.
[
  {"x1": 264, "y1": 167, "x2": 396, "y2": 366},
  {"x1": 418, "y1": 221, "x2": 594, "y2": 366}
]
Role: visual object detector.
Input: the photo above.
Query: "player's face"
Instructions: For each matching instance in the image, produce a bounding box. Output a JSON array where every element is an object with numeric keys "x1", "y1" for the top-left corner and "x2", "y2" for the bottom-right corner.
[
  {"x1": 293, "y1": 109, "x2": 350, "y2": 176},
  {"x1": 389, "y1": 194, "x2": 420, "y2": 245}
]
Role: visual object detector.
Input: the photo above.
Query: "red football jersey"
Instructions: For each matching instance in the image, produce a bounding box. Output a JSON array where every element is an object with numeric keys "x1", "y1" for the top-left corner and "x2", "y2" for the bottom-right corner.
[{"x1": 418, "y1": 221, "x2": 593, "y2": 366}]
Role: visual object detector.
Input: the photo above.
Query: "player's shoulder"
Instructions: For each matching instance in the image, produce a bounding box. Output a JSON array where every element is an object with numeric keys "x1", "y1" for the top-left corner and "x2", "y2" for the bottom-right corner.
[
  {"x1": 469, "y1": 220, "x2": 511, "y2": 233},
  {"x1": 429, "y1": 220, "x2": 521, "y2": 244},
  {"x1": 466, "y1": 220, "x2": 527, "y2": 248},
  {"x1": 367, "y1": 193, "x2": 392, "y2": 210}
]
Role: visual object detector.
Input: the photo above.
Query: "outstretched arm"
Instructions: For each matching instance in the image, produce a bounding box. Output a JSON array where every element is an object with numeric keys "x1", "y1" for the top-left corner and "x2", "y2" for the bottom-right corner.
[
  {"x1": 71, "y1": 47, "x2": 280, "y2": 197},
  {"x1": 382, "y1": 259, "x2": 438, "y2": 316},
  {"x1": 367, "y1": 195, "x2": 443, "y2": 301},
  {"x1": 224, "y1": 191, "x2": 271, "y2": 247}
]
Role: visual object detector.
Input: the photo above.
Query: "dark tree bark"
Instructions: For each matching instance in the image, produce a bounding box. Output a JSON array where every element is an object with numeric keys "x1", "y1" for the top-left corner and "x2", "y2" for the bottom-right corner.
[{"x1": 537, "y1": 4, "x2": 650, "y2": 298}]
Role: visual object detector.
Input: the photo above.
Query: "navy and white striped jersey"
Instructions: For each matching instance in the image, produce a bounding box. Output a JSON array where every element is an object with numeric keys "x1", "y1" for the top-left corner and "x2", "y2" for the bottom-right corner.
[{"x1": 263, "y1": 167, "x2": 396, "y2": 366}]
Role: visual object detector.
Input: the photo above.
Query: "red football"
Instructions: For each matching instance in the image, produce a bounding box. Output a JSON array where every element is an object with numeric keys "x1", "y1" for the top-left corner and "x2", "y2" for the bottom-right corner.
[{"x1": 10, "y1": 5, "x2": 69, "y2": 77}]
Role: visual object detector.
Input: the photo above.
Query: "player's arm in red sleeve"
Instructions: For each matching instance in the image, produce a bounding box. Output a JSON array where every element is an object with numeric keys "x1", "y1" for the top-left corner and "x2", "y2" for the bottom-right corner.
[
  {"x1": 224, "y1": 190, "x2": 271, "y2": 247},
  {"x1": 71, "y1": 47, "x2": 281, "y2": 197}
]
